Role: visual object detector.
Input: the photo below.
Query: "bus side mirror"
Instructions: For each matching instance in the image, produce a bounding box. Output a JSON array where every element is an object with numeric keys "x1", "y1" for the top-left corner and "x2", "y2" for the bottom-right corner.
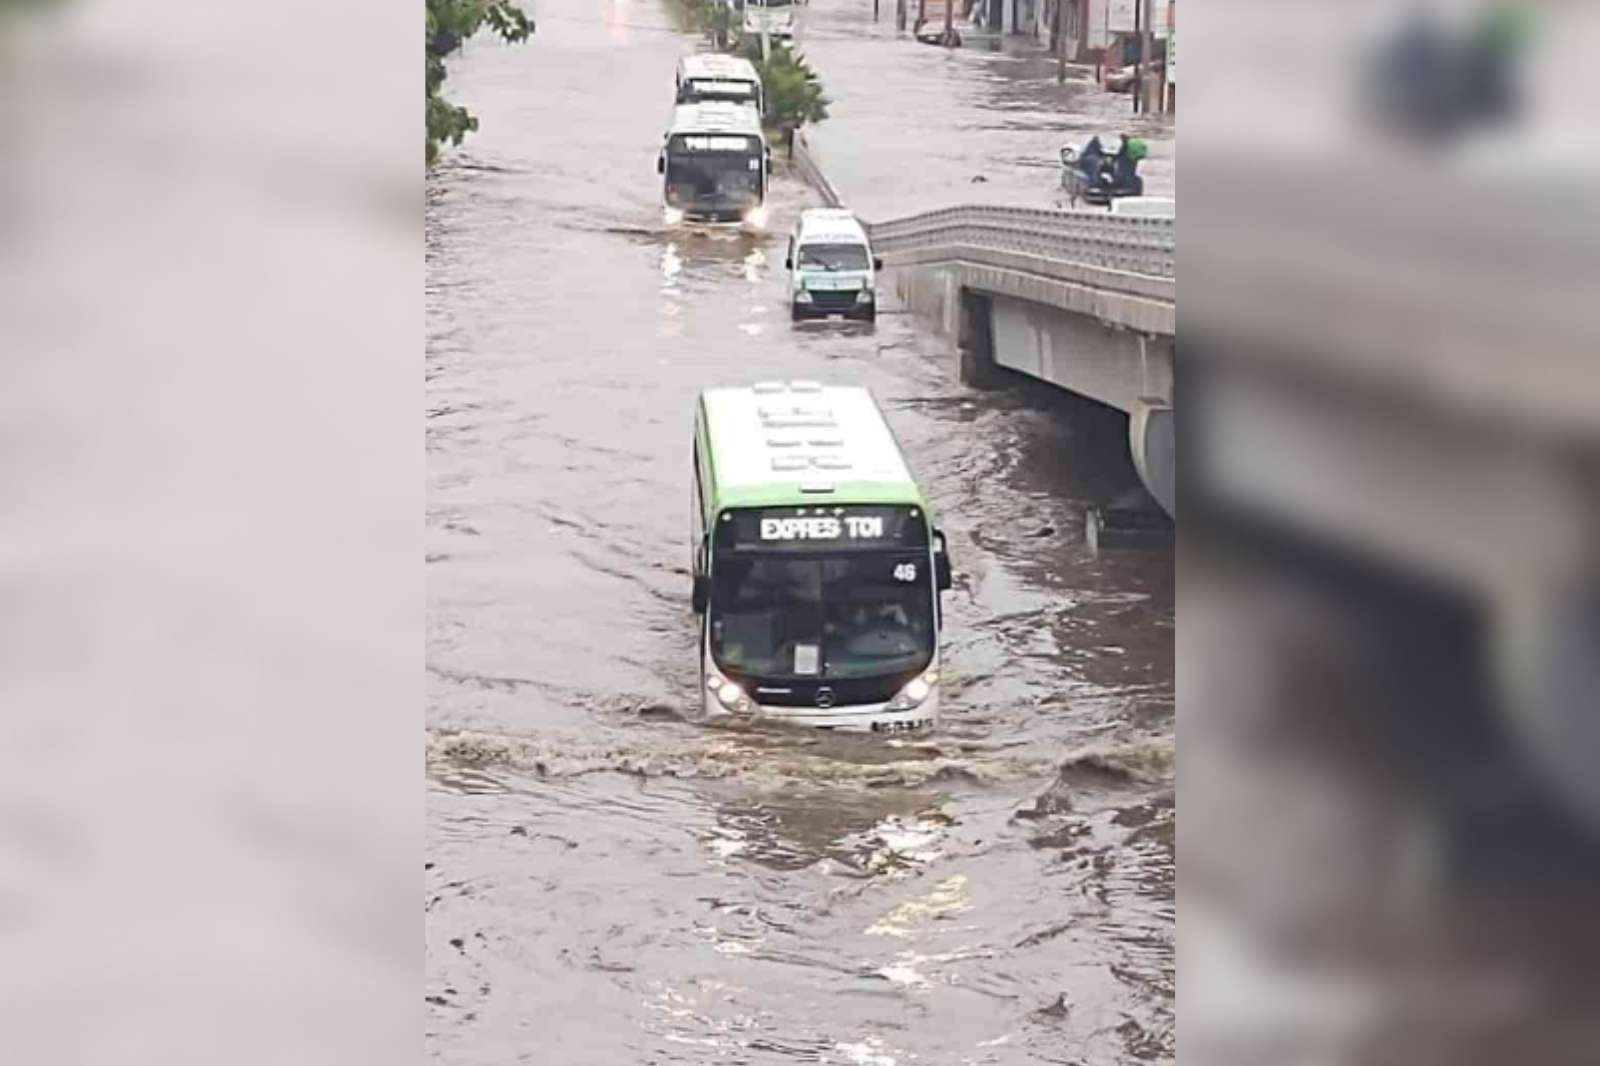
[
  {"x1": 933, "y1": 529, "x2": 953, "y2": 592},
  {"x1": 784, "y1": 256, "x2": 793, "y2": 269},
  {"x1": 692, "y1": 574, "x2": 710, "y2": 614},
  {"x1": 656, "y1": 154, "x2": 665, "y2": 174},
  {"x1": 873, "y1": 256, "x2": 885, "y2": 271}
]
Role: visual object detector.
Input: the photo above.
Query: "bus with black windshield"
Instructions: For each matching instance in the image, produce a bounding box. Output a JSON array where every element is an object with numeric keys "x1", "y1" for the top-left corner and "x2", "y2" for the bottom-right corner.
[
  {"x1": 690, "y1": 381, "x2": 953, "y2": 732},
  {"x1": 658, "y1": 102, "x2": 770, "y2": 228}
]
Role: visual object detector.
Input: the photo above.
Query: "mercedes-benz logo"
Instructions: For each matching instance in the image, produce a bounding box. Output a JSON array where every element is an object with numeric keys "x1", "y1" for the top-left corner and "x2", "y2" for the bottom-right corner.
[{"x1": 814, "y1": 687, "x2": 836, "y2": 709}]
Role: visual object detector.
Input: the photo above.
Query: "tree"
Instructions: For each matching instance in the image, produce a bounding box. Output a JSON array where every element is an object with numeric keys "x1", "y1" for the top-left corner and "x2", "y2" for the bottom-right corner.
[
  {"x1": 741, "y1": 42, "x2": 830, "y2": 153},
  {"x1": 670, "y1": 0, "x2": 739, "y2": 49},
  {"x1": 426, "y1": 0, "x2": 534, "y2": 166},
  {"x1": 707, "y1": 4, "x2": 738, "y2": 50}
]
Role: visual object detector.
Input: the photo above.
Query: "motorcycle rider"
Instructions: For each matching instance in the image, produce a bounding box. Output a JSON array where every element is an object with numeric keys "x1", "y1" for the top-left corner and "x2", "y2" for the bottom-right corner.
[
  {"x1": 1108, "y1": 133, "x2": 1147, "y2": 194},
  {"x1": 1076, "y1": 135, "x2": 1106, "y2": 184}
]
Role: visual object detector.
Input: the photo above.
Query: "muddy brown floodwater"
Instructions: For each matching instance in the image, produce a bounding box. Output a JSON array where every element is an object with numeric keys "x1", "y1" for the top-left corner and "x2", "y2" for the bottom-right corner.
[{"x1": 426, "y1": 2, "x2": 1173, "y2": 1062}]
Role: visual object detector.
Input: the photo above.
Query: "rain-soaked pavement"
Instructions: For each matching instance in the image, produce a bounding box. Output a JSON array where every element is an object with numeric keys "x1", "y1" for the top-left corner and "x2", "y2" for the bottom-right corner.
[{"x1": 426, "y1": 1, "x2": 1173, "y2": 1062}]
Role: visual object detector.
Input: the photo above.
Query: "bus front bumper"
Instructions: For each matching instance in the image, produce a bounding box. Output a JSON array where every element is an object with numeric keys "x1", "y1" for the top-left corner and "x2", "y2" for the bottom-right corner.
[
  {"x1": 670, "y1": 198, "x2": 762, "y2": 225},
  {"x1": 705, "y1": 690, "x2": 940, "y2": 734}
]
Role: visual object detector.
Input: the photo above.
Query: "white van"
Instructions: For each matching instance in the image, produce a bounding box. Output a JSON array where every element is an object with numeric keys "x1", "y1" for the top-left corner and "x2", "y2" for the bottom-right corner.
[
  {"x1": 744, "y1": 0, "x2": 798, "y2": 41},
  {"x1": 784, "y1": 209, "x2": 882, "y2": 323}
]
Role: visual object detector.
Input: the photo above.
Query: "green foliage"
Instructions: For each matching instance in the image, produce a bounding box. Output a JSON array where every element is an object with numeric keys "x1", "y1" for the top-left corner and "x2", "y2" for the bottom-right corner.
[
  {"x1": 651, "y1": 0, "x2": 833, "y2": 147},
  {"x1": 426, "y1": 0, "x2": 534, "y2": 166},
  {"x1": 671, "y1": 0, "x2": 738, "y2": 48},
  {"x1": 741, "y1": 41, "x2": 830, "y2": 147},
  {"x1": 706, "y1": 5, "x2": 739, "y2": 49}
]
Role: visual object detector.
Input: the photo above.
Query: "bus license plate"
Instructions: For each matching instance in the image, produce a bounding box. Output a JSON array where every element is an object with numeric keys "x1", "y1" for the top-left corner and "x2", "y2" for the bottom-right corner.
[{"x1": 872, "y1": 719, "x2": 932, "y2": 733}]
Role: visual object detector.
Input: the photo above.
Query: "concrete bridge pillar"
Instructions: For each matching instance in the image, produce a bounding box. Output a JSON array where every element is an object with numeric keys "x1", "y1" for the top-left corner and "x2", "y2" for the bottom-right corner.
[
  {"x1": 956, "y1": 287, "x2": 998, "y2": 388},
  {"x1": 1130, "y1": 396, "x2": 1174, "y2": 518}
]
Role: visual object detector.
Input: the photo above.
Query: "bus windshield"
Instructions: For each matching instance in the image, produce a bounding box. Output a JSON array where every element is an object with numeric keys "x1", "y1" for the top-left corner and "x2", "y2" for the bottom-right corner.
[
  {"x1": 665, "y1": 134, "x2": 762, "y2": 200},
  {"x1": 710, "y1": 553, "x2": 935, "y2": 681},
  {"x1": 798, "y1": 243, "x2": 869, "y2": 271}
]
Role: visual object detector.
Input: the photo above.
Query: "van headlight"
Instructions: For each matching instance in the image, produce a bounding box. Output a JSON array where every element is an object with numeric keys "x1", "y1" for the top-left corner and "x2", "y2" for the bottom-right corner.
[
  {"x1": 706, "y1": 670, "x2": 751, "y2": 713},
  {"x1": 794, "y1": 289, "x2": 813, "y2": 304},
  {"x1": 855, "y1": 288, "x2": 875, "y2": 304},
  {"x1": 885, "y1": 670, "x2": 938, "y2": 712}
]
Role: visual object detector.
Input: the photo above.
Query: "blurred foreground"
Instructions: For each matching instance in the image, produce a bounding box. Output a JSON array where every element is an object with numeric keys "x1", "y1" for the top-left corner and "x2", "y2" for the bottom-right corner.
[
  {"x1": 0, "y1": 1, "x2": 415, "y2": 1063},
  {"x1": 1183, "y1": 2, "x2": 1600, "y2": 1063}
]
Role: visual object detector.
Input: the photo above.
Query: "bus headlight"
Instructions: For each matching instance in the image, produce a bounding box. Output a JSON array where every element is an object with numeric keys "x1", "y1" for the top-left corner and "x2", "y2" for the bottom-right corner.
[
  {"x1": 794, "y1": 289, "x2": 814, "y2": 304},
  {"x1": 706, "y1": 671, "x2": 750, "y2": 712},
  {"x1": 664, "y1": 206, "x2": 685, "y2": 226},
  {"x1": 744, "y1": 205, "x2": 768, "y2": 230},
  {"x1": 885, "y1": 670, "x2": 938, "y2": 712},
  {"x1": 855, "y1": 288, "x2": 875, "y2": 304}
]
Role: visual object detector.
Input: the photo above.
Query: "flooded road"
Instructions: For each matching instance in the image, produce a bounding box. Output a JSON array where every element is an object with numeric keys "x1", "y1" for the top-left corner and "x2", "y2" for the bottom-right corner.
[{"x1": 426, "y1": 2, "x2": 1173, "y2": 1062}]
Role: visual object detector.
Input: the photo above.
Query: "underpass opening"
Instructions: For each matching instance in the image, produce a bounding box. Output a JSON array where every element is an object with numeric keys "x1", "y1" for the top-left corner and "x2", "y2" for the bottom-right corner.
[{"x1": 957, "y1": 286, "x2": 997, "y2": 388}]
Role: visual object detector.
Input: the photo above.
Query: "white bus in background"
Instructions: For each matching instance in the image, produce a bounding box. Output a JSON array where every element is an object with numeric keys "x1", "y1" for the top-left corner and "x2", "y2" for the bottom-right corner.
[
  {"x1": 657, "y1": 101, "x2": 771, "y2": 227},
  {"x1": 691, "y1": 381, "x2": 953, "y2": 732},
  {"x1": 743, "y1": 0, "x2": 798, "y2": 42},
  {"x1": 675, "y1": 53, "x2": 765, "y2": 115}
]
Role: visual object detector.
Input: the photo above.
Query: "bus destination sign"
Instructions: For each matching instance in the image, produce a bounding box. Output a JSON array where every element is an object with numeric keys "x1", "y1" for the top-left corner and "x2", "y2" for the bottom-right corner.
[
  {"x1": 760, "y1": 514, "x2": 884, "y2": 541},
  {"x1": 677, "y1": 135, "x2": 758, "y2": 153},
  {"x1": 719, "y1": 506, "x2": 928, "y2": 552}
]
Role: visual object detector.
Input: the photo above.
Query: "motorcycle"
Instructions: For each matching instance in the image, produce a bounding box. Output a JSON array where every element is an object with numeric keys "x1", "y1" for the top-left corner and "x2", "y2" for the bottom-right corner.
[{"x1": 1060, "y1": 138, "x2": 1146, "y2": 208}]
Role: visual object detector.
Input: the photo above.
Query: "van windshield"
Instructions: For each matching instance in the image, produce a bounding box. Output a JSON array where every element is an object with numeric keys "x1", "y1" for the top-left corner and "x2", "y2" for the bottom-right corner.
[{"x1": 797, "y1": 243, "x2": 869, "y2": 271}]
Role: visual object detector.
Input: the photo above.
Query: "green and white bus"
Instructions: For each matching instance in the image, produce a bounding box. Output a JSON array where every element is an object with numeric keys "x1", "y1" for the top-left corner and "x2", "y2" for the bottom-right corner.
[{"x1": 691, "y1": 381, "x2": 953, "y2": 731}]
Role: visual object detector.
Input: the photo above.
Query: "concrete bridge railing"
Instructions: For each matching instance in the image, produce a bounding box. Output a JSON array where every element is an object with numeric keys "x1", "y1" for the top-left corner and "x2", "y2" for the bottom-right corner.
[
  {"x1": 868, "y1": 205, "x2": 1175, "y2": 279},
  {"x1": 865, "y1": 205, "x2": 1176, "y2": 337},
  {"x1": 865, "y1": 204, "x2": 1178, "y2": 517}
]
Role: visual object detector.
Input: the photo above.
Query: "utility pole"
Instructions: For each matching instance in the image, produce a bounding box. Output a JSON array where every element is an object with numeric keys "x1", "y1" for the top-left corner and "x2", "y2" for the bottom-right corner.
[
  {"x1": 1133, "y1": 0, "x2": 1144, "y2": 113},
  {"x1": 943, "y1": 0, "x2": 954, "y2": 46},
  {"x1": 1054, "y1": 0, "x2": 1065, "y2": 83},
  {"x1": 1141, "y1": 0, "x2": 1155, "y2": 113},
  {"x1": 874, "y1": 0, "x2": 880, "y2": 22},
  {"x1": 1159, "y1": 0, "x2": 1173, "y2": 113}
]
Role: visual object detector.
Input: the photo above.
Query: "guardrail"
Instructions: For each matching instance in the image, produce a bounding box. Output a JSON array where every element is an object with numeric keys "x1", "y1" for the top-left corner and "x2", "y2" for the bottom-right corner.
[
  {"x1": 791, "y1": 131, "x2": 843, "y2": 209},
  {"x1": 867, "y1": 205, "x2": 1175, "y2": 280}
]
